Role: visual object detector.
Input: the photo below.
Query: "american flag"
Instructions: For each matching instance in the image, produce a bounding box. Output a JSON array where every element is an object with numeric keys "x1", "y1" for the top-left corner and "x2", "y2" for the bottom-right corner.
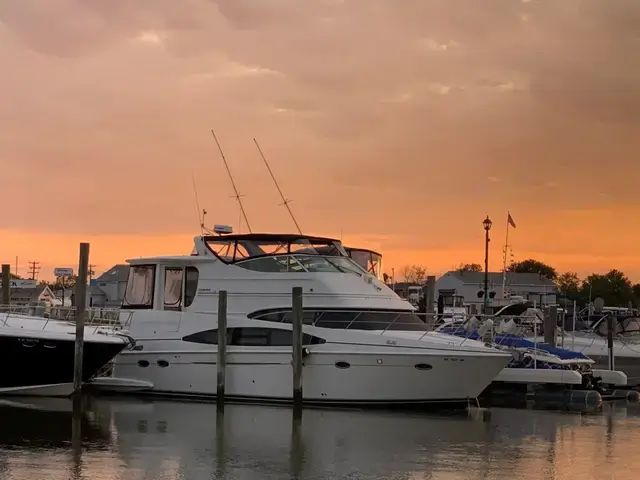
[{"x1": 508, "y1": 212, "x2": 516, "y2": 228}]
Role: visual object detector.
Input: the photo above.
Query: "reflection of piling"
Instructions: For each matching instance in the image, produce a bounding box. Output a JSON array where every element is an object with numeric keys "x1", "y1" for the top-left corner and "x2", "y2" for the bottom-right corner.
[
  {"x1": 215, "y1": 403, "x2": 226, "y2": 476},
  {"x1": 1, "y1": 264, "x2": 10, "y2": 306},
  {"x1": 289, "y1": 408, "x2": 303, "y2": 478},
  {"x1": 216, "y1": 290, "x2": 228, "y2": 405},
  {"x1": 292, "y1": 287, "x2": 303, "y2": 407},
  {"x1": 73, "y1": 243, "x2": 90, "y2": 395},
  {"x1": 71, "y1": 394, "x2": 83, "y2": 479}
]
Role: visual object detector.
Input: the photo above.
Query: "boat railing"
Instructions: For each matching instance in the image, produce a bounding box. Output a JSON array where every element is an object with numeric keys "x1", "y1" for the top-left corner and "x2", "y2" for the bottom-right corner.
[{"x1": 0, "y1": 304, "x2": 133, "y2": 334}]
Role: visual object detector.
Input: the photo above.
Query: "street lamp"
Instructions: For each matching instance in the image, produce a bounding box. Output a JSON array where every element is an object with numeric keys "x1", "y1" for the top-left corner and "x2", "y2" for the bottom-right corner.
[{"x1": 483, "y1": 216, "x2": 492, "y2": 312}]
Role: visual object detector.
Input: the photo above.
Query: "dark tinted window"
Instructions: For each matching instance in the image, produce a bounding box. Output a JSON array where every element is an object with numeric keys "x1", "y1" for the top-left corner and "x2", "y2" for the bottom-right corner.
[
  {"x1": 184, "y1": 266, "x2": 199, "y2": 308},
  {"x1": 182, "y1": 327, "x2": 325, "y2": 346},
  {"x1": 249, "y1": 309, "x2": 426, "y2": 331}
]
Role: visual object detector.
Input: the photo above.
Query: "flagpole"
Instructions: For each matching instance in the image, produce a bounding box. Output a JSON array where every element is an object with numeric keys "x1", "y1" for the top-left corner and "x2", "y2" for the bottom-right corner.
[{"x1": 501, "y1": 212, "x2": 510, "y2": 298}]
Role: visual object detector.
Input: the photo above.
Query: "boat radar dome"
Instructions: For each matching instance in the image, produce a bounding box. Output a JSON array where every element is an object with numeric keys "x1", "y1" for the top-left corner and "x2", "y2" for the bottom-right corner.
[{"x1": 213, "y1": 224, "x2": 233, "y2": 235}]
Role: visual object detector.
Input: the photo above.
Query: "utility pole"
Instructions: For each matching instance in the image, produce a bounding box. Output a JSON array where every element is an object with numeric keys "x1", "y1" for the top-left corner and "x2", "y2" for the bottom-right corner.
[
  {"x1": 28, "y1": 261, "x2": 41, "y2": 281},
  {"x1": 88, "y1": 264, "x2": 96, "y2": 282}
]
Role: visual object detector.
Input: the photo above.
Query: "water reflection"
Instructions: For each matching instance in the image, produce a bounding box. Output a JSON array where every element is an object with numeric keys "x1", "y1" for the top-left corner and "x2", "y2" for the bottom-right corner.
[{"x1": 0, "y1": 396, "x2": 638, "y2": 479}]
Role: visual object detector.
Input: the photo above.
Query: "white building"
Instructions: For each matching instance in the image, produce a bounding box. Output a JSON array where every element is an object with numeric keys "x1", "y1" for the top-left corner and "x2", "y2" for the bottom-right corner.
[{"x1": 435, "y1": 271, "x2": 558, "y2": 309}]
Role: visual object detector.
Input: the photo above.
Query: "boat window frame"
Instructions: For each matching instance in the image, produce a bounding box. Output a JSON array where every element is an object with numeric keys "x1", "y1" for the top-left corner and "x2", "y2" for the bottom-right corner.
[
  {"x1": 162, "y1": 267, "x2": 184, "y2": 311},
  {"x1": 122, "y1": 264, "x2": 156, "y2": 310},
  {"x1": 202, "y1": 234, "x2": 349, "y2": 265}
]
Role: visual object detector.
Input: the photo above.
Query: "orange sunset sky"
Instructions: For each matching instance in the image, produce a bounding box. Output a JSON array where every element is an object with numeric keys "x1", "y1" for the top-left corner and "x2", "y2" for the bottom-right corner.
[{"x1": 1, "y1": 1, "x2": 639, "y2": 282}]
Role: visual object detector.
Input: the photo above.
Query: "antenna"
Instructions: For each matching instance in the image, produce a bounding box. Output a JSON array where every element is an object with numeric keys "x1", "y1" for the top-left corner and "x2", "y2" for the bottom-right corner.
[
  {"x1": 191, "y1": 174, "x2": 205, "y2": 235},
  {"x1": 253, "y1": 137, "x2": 302, "y2": 234},
  {"x1": 210, "y1": 130, "x2": 252, "y2": 233}
]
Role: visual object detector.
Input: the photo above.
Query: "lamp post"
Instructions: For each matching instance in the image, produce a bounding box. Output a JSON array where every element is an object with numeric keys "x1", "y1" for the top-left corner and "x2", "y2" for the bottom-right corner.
[{"x1": 483, "y1": 216, "x2": 492, "y2": 313}]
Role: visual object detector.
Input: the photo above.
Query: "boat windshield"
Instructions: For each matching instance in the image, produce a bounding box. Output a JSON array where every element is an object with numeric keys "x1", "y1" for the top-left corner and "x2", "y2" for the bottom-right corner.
[
  {"x1": 203, "y1": 234, "x2": 366, "y2": 274},
  {"x1": 595, "y1": 316, "x2": 640, "y2": 337},
  {"x1": 345, "y1": 248, "x2": 382, "y2": 278}
]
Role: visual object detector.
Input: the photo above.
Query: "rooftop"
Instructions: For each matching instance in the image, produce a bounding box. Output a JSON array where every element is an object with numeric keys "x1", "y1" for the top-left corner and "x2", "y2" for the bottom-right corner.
[
  {"x1": 96, "y1": 264, "x2": 130, "y2": 283},
  {"x1": 444, "y1": 270, "x2": 557, "y2": 287}
]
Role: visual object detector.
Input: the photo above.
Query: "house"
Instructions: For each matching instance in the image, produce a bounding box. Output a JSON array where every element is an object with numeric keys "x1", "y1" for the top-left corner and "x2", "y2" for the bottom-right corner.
[
  {"x1": 435, "y1": 271, "x2": 558, "y2": 309},
  {"x1": 88, "y1": 285, "x2": 107, "y2": 308},
  {"x1": 92, "y1": 264, "x2": 129, "y2": 307},
  {"x1": 9, "y1": 285, "x2": 57, "y2": 306}
]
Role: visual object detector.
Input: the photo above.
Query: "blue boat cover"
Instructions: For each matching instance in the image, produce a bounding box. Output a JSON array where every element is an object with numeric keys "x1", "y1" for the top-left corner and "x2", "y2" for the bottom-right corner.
[{"x1": 437, "y1": 328, "x2": 590, "y2": 361}]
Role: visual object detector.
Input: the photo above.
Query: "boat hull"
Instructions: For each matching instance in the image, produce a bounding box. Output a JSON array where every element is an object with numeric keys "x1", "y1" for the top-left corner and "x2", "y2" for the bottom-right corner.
[
  {"x1": 525, "y1": 335, "x2": 640, "y2": 387},
  {"x1": 0, "y1": 333, "x2": 128, "y2": 396},
  {"x1": 110, "y1": 348, "x2": 509, "y2": 405},
  {"x1": 588, "y1": 355, "x2": 640, "y2": 386}
]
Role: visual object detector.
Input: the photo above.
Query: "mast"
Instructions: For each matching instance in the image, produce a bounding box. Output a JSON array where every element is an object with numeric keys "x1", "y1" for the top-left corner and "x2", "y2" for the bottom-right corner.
[
  {"x1": 501, "y1": 212, "x2": 512, "y2": 298},
  {"x1": 210, "y1": 130, "x2": 252, "y2": 233},
  {"x1": 253, "y1": 137, "x2": 302, "y2": 234},
  {"x1": 191, "y1": 173, "x2": 205, "y2": 236}
]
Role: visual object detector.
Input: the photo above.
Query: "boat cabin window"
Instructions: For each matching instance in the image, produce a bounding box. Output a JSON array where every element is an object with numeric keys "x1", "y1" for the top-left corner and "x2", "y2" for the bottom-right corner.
[
  {"x1": 161, "y1": 265, "x2": 200, "y2": 311},
  {"x1": 182, "y1": 327, "x2": 326, "y2": 346},
  {"x1": 123, "y1": 265, "x2": 156, "y2": 309},
  {"x1": 441, "y1": 295, "x2": 465, "y2": 308},
  {"x1": 248, "y1": 309, "x2": 427, "y2": 331},
  {"x1": 164, "y1": 268, "x2": 183, "y2": 311}
]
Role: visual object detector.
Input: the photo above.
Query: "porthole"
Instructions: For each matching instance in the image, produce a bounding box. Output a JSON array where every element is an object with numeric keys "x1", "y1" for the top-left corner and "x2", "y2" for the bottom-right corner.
[
  {"x1": 157, "y1": 360, "x2": 169, "y2": 368},
  {"x1": 414, "y1": 363, "x2": 433, "y2": 371},
  {"x1": 138, "y1": 360, "x2": 150, "y2": 368},
  {"x1": 132, "y1": 344, "x2": 144, "y2": 351},
  {"x1": 335, "y1": 361, "x2": 351, "y2": 369}
]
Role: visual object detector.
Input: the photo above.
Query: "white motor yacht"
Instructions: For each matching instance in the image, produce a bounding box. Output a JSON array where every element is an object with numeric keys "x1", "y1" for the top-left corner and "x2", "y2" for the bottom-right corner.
[{"x1": 98, "y1": 229, "x2": 512, "y2": 407}]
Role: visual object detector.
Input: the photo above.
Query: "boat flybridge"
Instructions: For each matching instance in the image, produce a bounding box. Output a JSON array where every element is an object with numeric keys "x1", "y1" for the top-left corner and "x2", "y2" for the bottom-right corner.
[{"x1": 98, "y1": 227, "x2": 512, "y2": 407}]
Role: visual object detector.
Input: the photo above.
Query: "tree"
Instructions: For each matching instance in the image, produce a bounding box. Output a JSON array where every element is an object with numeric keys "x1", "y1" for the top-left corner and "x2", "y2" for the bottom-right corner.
[
  {"x1": 633, "y1": 283, "x2": 640, "y2": 307},
  {"x1": 557, "y1": 271, "x2": 581, "y2": 301},
  {"x1": 508, "y1": 259, "x2": 557, "y2": 280},
  {"x1": 402, "y1": 264, "x2": 427, "y2": 284},
  {"x1": 580, "y1": 269, "x2": 633, "y2": 307},
  {"x1": 40, "y1": 275, "x2": 79, "y2": 291},
  {"x1": 457, "y1": 263, "x2": 482, "y2": 272}
]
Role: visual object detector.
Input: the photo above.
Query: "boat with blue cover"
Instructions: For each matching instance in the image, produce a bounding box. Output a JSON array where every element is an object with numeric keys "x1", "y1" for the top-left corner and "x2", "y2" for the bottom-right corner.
[{"x1": 433, "y1": 316, "x2": 624, "y2": 390}]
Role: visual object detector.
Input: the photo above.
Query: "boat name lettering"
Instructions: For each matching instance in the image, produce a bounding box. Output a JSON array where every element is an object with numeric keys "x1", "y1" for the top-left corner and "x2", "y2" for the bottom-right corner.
[{"x1": 385, "y1": 339, "x2": 397, "y2": 345}]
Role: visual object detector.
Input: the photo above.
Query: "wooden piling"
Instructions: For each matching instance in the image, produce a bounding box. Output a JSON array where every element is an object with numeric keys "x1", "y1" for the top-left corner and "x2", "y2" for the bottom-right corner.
[
  {"x1": 292, "y1": 286, "x2": 303, "y2": 407},
  {"x1": 544, "y1": 305, "x2": 557, "y2": 347},
  {"x1": 607, "y1": 314, "x2": 615, "y2": 370},
  {"x1": 423, "y1": 275, "x2": 436, "y2": 328},
  {"x1": 73, "y1": 243, "x2": 90, "y2": 395},
  {"x1": 216, "y1": 290, "x2": 228, "y2": 404},
  {"x1": 1, "y1": 264, "x2": 10, "y2": 306}
]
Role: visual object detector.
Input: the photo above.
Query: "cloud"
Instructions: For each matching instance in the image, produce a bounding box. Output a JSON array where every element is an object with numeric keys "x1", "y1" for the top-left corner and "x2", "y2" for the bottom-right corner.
[{"x1": 0, "y1": 0, "x2": 638, "y2": 248}]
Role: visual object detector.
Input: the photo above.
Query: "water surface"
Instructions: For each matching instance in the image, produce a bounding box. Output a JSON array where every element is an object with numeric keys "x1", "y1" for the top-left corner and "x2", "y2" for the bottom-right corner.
[{"x1": 0, "y1": 396, "x2": 639, "y2": 479}]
